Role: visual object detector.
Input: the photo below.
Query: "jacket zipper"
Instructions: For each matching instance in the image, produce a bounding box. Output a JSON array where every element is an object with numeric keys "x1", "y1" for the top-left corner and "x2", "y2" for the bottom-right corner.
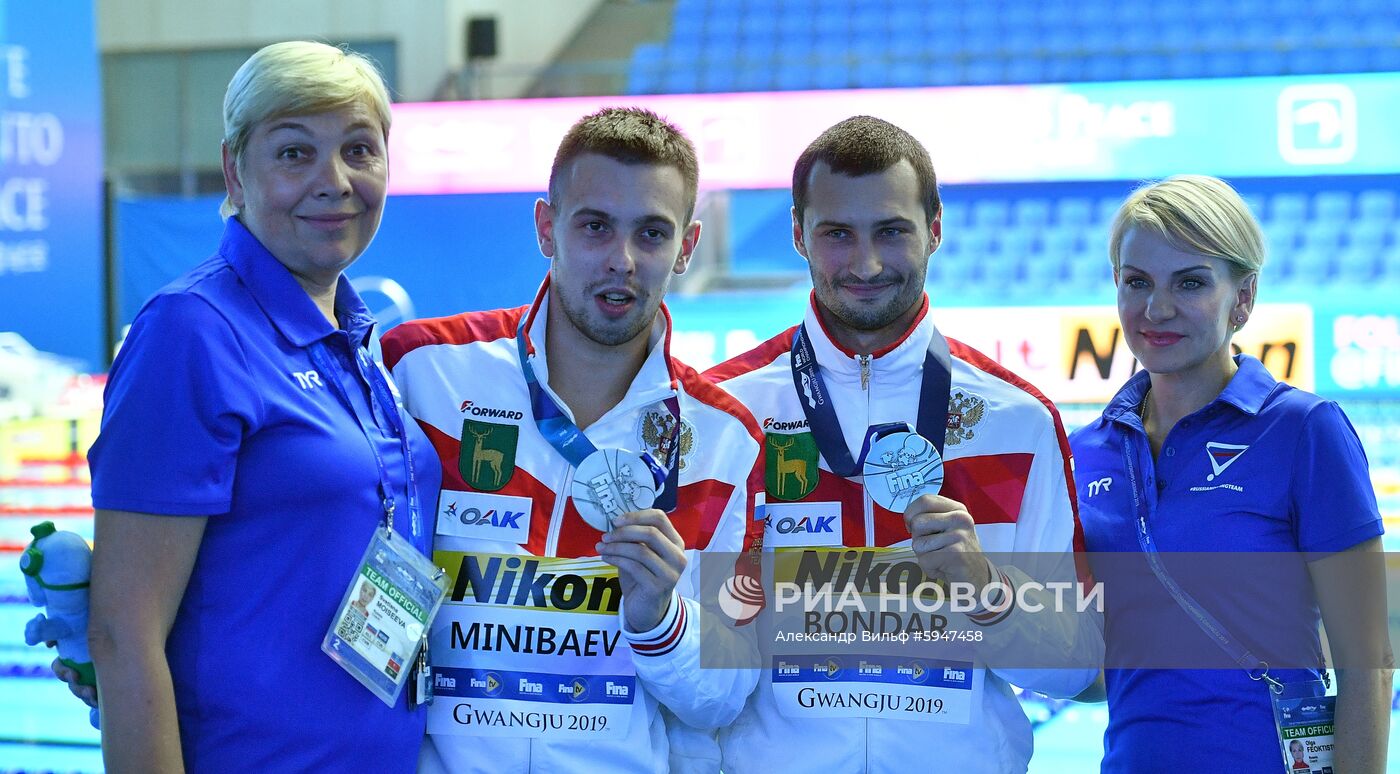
[
  {"x1": 860, "y1": 354, "x2": 875, "y2": 549},
  {"x1": 544, "y1": 466, "x2": 575, "y2": 557}
]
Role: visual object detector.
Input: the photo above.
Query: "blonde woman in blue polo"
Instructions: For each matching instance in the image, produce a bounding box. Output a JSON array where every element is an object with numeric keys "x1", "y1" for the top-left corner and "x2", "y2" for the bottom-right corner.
[
  {"x1": 84, "y1": 42, "x2": 439, "y2": 772},
  {"x1": 1069, "y1": 176, "x2": 1391, "y2": 772}
]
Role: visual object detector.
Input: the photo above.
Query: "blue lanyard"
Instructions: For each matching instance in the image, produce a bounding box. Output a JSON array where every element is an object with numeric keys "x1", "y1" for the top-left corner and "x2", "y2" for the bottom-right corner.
[
  {"x1": 789, "y1": 322, "x2": 953, "y2": 478},
  {"x1": 1119, "y1": 432, "x2": 1279, "y2": 686},
  {"x1": 310, "y1": 337, "x2": 425, "y2": 551},
  {"x1": 514, "y1": 314, "x2": 680, "y2": 513}
]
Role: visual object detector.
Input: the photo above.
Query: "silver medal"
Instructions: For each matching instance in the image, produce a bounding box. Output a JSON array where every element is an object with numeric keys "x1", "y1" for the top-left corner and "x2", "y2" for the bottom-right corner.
[
  {"x1": 862, "y1": 431, "x2": 944, "y2": 512},
  {"x1": 570, "y1": 448, "x2": 660, "y2": 532}
]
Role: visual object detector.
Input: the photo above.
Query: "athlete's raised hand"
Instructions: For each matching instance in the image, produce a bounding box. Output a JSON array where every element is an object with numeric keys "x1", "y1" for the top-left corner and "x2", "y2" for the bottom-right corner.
[{"x1": 597, "y1": 509, "x2": 687, "y2": 632}]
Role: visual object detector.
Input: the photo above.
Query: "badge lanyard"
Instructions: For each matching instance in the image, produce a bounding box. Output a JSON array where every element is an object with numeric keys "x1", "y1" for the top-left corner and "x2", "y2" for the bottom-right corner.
[
  {"x1": 1120, "y1": 434, "x2": 1327, "y2": 691},
  {"x1": 789, "y1": 322, "x2": 954, "y2": 477},
  {"x1": 1120, "y1": 432, "x2": 1334, "y2": 773},
  {"x1": 514, "y1": 314, "x2": 680, "y2": 512},
  {"x1": 310, "y1": 340, "x2": 424, "y2": 549}
]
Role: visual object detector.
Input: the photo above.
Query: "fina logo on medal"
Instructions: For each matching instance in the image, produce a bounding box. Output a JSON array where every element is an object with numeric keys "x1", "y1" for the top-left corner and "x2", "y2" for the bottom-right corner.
[
  {"x1": 459, "y1": 419, "x2": 518, "y2": 492},
  {"x1": 637, "y1": 407, "x2": 695, "y2": 472},
  {"x1": 945, "y1": 388, "x2": 987, "y2": 447},
  {"x1": 863, "y1": 432, "x2": 945, "y2": 512},
  {"x1": 765, "y1": 432, "x2": 819, "y2": 501}
]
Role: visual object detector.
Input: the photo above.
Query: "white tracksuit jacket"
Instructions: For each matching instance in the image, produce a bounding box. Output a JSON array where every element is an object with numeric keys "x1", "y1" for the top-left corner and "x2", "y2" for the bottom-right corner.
[
  {"x1": 703, "y1": 294, "x2": 1102, "y2": 774},
  {"x1": 382, "y1": 279, "x2": 764, "y2": 774}
]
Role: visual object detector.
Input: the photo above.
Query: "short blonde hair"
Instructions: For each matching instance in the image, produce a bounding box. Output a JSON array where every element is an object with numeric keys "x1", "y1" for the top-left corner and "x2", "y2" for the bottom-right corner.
[
  {"x1": 220, "y1": 41, "x2": 392, "y2": 218},
  {"x1": 1108, "y1": 175, "x2": 1266, "y2": 278}
]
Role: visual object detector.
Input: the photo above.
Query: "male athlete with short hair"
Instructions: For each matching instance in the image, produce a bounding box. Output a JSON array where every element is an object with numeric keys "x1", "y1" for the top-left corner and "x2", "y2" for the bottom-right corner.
[
  {"x1": 383, "y1": 107, "x2": 763, "y2": 774},
  {"x1": 706, "y1": 116, "x2": 1101, "y2": 773}
]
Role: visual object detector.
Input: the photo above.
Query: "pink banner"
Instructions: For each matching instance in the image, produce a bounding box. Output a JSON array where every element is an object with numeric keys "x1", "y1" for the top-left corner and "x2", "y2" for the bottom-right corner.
[{"x1": 386, "y1": 86, "x2": 1042, "y2": 195}]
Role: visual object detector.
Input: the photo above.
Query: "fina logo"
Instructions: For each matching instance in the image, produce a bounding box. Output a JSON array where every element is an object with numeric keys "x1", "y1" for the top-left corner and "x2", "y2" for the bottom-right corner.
[{"x1": 773, "y1": 515, "x2": 836, "y2": 534}]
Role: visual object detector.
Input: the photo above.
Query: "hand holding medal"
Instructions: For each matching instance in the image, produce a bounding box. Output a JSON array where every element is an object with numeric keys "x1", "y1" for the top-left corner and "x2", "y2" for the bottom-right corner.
[{"x1": 904, "y1": 494, "x2": 992, "y2": 592}]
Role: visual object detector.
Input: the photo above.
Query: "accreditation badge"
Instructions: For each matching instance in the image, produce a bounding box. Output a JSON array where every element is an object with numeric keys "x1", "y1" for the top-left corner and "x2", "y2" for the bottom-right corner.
[
  {"x1": 1271, "y1": 679, "x2": 1335, "y2": 773},
  {"x1": 767, "y1": 545, "x2": 980, "y2": 725},
  {"x1": 862, "y1": 431, "x2": 944, "y2": 513},
  {"x1": 570, "y1": 448, "x2": 662, "y2": 532},
  {"x1": 426, "y1": 550, "x2": 636, "y2": 739},
  {"x1": 323, "y1": 525, "x2": 450, "y2": 707}
]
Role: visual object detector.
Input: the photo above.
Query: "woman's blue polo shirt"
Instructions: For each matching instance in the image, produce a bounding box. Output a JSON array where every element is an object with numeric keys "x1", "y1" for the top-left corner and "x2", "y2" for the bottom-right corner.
[
  {"x1": 90, "y1": 218, "x2": 440, "y2": 773},
  {"x1": 1069, "y1": 354, "x2": 1383, "y2": 772}
]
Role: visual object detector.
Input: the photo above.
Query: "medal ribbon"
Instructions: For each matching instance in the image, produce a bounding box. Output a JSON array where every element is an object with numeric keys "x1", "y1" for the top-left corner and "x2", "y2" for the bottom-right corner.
[
  {"x1": 515, "y1": 314, "x2": 680, "y2": 512},
  {"x1": 789, "y1": 321, "x2": 954, "y2": 478}
]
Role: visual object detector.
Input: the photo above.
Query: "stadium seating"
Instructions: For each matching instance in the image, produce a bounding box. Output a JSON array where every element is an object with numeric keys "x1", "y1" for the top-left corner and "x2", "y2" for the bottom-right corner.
[
  {"x1": 726, "y1": 182, "x2": 1400, "y2": 302},
  {"x1": 629, "y1": 0, "x2": 1400, "y2": 94}
]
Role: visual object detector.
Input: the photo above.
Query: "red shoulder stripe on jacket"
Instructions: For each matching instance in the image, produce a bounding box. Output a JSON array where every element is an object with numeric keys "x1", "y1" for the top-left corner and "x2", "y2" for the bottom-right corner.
[
  {"x1": 703, "y1": 325, "x2": 799, "y2": 384},
  {"x1": 948, "y1": 338, "x2": 1089, "y2": 578},
  {"x1": 676, "y1": 360, "x2": 764, "y2": 447},
  {"x1": 381, "y1": 306, "x2": 526, "y2": 371}
]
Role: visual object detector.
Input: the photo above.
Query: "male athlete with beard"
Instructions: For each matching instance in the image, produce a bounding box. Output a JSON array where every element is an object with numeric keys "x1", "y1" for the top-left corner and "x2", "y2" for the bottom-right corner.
[{"x1": 706, "y1": 116, "x2": 1101, "y2": 773}]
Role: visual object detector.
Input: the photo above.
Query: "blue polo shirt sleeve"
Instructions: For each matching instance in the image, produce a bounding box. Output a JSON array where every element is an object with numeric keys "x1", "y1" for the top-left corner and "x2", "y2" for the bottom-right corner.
[
  {"x1": 90, "y1": 292, "x2": 264, "y2": 516},
  {"x1": 1289, "y1": 400, "x2": 1384, "y2": 554}
]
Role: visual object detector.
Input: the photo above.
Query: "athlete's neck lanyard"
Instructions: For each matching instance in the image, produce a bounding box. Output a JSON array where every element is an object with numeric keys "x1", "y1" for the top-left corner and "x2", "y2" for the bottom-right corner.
[
  {"x1": 789, "y1": 321, "x2": 954, "y2": 478},
  {"x1": 1119, "y1": 432, "x2": 1290, "y2": 691},
  {"x1": 310, "y1": 335, "x2": 424, "y2": 550},
  {"x1": 515, "y1": 313, "x2": 680, "y2": 513}
]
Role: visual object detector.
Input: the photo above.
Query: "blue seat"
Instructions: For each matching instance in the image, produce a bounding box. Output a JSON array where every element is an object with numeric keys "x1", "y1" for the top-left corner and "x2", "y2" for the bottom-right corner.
[
  {"x1": 1045, "y1": 55, "x2": 1085, "y2": 83},
  {"x1": 1357, "y1": 189, "x2": 1397, "y2": 222},
  {"x1": 1096, "y1": 197, "x2": 1124, "y2": 226},
  {"x1": 1313, "y1": 191, "x2": 1353, "y2": 223},
  {"x1": 1041, "y1": 24, "x2": 1083, "y2": 56},
  {"x1": 972, "y1": 200, "x2": 1010, "y2": 229},
  {"x1": 1167, "y1": 51, "x2": 1208, "y2": 79},
  {"x1": 997, "y1": 230, "x2": 1037, "y2": 259},
  {"x1": 732, "y1": 66, "x2": 773, "y2": 93},
  {"x1": 812, "y1": 63, "x2": 851, "y2": 90},
  {"x1": 1042, "y1": 226, "x2": 1083, "y2": 257},
  {"x1": 1270, "y1": 193, "x2": 1308, "y2": 223},
  {"x1": 700, "y1": 64, "x2": 738, "y2": 93},
  {"x1": 1014, "y1": 199, "x2": 1053, "y2": 229},
  {"x1": 963, "y1": 58, "x2": 1004, "y2": 86},
  {"x1": 1336, "y1": 247, "x2": 1379, "y2": 285},
  {"x1": 1330, "y1": 47, "x2": 1369, "y2": 74},
  {"x1": 886, "y1": 59, "x2": 928, "y2": 88},
  {"x1": 853, "y1": 58, "x2": 890, "y2": 88},
  {"x1": 918, "y1": 56, "x2": 958, "y2": 87},
  {"x1": 1288, "y1": 48, "x2": 1332, "y2": 75},
  {"x1": 1347, "y1": 222, "x2": 1389, "y2": 252},
  {"x1": 1125, "y1": 54, "x2": 1169, "y2": 81},
  {"x1": 661, "y1": 67, "x2": 701, "y2": 95},
  {"x1": 1006, "y1": 56, "x2": 1044, "y2": 84},
  {"x1": 1084, "y1": 54, "x2": 1127, "y2": 82},
  {"x1": 1292, "y1": 248, "x2": 1337, "y2": 282},
  {"x1": 1203, "y1": 50, "x2": 1246, "y2": 77},
  {"x1": 1244, "y1": 48, "x2": 1287, "y2": 77},
  {"x1": 1024, "y1": 254, "x2": 1067, "y2": 286},
  {"x1": 1057, "y1": 198, "x2": 1094, "y2": 227}
]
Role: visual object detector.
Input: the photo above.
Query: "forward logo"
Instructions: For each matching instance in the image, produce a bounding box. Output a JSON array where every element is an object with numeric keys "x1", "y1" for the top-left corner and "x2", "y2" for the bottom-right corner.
[{"x1": 1205, "y1": 442, "x2": 1249, "y2": 481}]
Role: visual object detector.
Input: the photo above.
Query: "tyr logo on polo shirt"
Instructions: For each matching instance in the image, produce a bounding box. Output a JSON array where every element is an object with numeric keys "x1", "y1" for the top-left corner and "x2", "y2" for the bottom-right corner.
[{"x1": 1189, "y1": 441, "x2": 1249, "y2": 493}]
